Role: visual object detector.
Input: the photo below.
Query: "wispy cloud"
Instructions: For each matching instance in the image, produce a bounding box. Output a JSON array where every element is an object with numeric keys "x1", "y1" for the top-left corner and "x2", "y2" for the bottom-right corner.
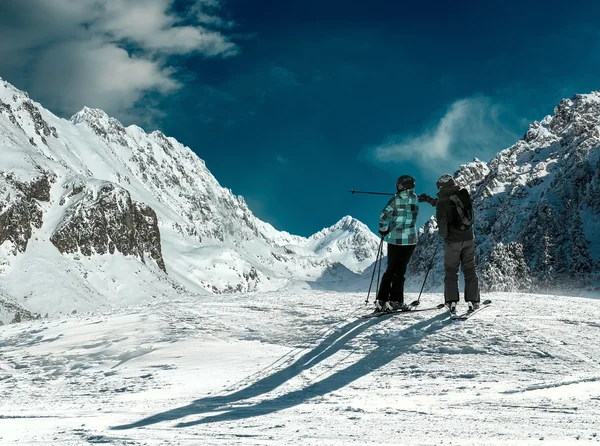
[
  {"x1": 0, "y1": 0, "x2": 238, "y2": 121},
  {"x1": 276, "y1": 155, "x2": 288, "y2": 164},
  {"x1": 97, "y1": 0, "x2": 238, "y2": 57},
  {"x1": 192, "y1": 0, "x2": 236, "y2": 30},
  {"x1": 370, "y1": 96, "x2": 521, "y2": 167}
]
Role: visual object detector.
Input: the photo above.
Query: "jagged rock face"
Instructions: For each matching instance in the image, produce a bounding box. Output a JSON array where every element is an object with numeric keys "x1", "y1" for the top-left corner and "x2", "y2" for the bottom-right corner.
[
  {"x1": 409, "y1": 91, "x2": 600, "y2": 292},
  {"x1": 0, "y1": 82, "x2": 58, "y2": 148},
  {"x1": 50, "y1": 181, "x2": 165, "y2": 272},
  {"x1": 21, "y1": 99, "x2": 59, "y2": 146},
  {"x1": 0, "y1": 173, "x2": 52, "y2": 254}
]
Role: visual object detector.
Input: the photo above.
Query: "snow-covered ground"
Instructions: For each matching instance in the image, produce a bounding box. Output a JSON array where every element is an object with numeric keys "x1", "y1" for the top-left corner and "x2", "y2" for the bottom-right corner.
[{"x1": 1, "y1": 291, "x2": 600, "y2": 445}]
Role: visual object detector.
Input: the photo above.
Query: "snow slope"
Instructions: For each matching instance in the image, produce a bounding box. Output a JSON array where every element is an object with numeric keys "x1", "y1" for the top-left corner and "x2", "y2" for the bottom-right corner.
[
  {"x1": 2, "y1": 290, "x2": 600, "y2": 445},
  {"x1": 0, "y1": 77, "x2": 379, "y2": 321}
]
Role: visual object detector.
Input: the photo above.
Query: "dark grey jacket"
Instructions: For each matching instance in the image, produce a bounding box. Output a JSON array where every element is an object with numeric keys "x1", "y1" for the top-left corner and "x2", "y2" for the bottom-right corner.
[{"x1": 436, "y1": 185, "x2": 474, "y2": 242}]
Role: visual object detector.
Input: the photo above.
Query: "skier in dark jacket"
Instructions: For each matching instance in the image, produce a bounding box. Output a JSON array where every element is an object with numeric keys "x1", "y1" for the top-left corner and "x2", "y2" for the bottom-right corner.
[
  {"x1": 418, "y1": 174, "x2": 480, "y2": 313},
  {"x1": 376, "y1": 175, "x2": 419, "y2": 312}
]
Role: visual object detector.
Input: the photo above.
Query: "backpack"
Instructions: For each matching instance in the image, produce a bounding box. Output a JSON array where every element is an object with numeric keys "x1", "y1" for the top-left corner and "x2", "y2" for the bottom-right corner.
[{"x1": 449, "y1": 188, "x2": 473, "y2": 230}]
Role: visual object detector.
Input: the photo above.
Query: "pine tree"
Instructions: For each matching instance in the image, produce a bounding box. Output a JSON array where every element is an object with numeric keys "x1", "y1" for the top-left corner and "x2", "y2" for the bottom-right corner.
[
  {"x1": 521, "y1": 203, "x2": 571, "y2": 290},
  {"x1": 481, "y1": 242, "x2": 531, "y2": 291},
  {"x1": 569, "y1": 209, "x2": 593, "y2": 283}
]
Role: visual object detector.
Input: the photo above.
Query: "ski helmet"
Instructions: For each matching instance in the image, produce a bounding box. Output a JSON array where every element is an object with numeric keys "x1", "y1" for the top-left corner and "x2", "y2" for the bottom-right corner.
[
  {"x1": 436, "y1": 173, "x2": 455, "y2": 189},
  {"x1": 396, "y1": 175, "x2": 415, "y2": 192}
]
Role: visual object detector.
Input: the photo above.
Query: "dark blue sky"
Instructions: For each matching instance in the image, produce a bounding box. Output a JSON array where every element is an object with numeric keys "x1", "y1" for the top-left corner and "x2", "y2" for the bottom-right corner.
[
  {"x1": 2, "y1": 0, "x2": 600, "y2": 237},
  {"x1": 159, "y1": 0, "x2": 600, "y2": 236}
]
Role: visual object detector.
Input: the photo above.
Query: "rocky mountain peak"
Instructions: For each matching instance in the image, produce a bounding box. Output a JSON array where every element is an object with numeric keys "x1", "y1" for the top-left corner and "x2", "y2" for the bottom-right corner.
[
  {"x1": 523, "y1": 91, "x2": 600, "y2": 148},
  {"x1": 70, "y1": 106, "x2": 126, "y2": 141},
  {"x1": 307, "y1": 216, "x2": 381, "y2": 273},
  {"x1": 408, "y1": 89, "x2": 600, "y2": 293},
  {"x1": 309, "y1": 215, "x2": 373, "y2": 241},
  {"x1": 453, "y1": 158, "x2": 490, "y2": 192},
  {"x1": 332, "y1": 215, "x2": 369, "y2": 232},
  {"x1": 70, "y1": 106, "x2": 111, "y2": 124}
]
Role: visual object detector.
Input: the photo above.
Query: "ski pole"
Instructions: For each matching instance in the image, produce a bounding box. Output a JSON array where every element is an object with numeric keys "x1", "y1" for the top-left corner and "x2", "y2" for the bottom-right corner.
[
  {"x1": 349, "y1": 189, "x2": 410, "y2": 205},
  {"x1": 365, "y1": 237, "x2": 384, "y2": 305},
  {"x1": 375, "y1": 240, "x2": 384, "y2": 300},
  {"x1": 349, "y1": 189, "x2": 395, "y2": 196},
  {"x1": 410, "y1": 239, "x2": 441, "y2": 307}
]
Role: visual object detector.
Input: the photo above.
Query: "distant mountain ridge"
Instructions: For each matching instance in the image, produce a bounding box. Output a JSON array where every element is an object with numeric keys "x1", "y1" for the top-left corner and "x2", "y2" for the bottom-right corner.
[{"x1": 0, "y1": 77, "x2": 380, "y2": 323}]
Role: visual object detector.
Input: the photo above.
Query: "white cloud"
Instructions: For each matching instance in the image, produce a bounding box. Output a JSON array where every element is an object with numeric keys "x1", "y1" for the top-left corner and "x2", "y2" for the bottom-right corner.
[
  {"x1": 371, "y1": 97, "x2": 520, "y2": 167},
  {"x1": 0, "y1": 0, "x2": 238, "y2": 120},
  {"x1": 30, "y1": 40, "x2": 180, "y2": 117},
  {"x1": 95, "y1": 0, "x2": 238, "y2": 57}
]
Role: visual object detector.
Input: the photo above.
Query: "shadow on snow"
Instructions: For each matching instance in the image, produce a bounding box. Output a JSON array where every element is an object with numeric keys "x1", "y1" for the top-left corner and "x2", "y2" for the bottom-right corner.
[{"x1": 112, "y1": 311, "x2": 451, "y2": 430}]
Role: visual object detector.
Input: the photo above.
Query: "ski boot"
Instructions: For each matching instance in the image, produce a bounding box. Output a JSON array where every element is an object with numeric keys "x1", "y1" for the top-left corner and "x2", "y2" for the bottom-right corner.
[
  {"x1": 375, "y1": 300, "x2": 391, "y2": 313},
  {"x1": 446, "y1": 301, "x2": 457, "y2": 314},
  {"x1": 468, "y1": 301, "x2": 480, "y2": 312}
]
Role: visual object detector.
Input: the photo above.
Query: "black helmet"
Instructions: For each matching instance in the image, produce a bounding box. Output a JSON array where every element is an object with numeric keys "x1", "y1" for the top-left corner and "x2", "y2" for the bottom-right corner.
[
  {"x1": 436, "y1": 173, "x2": 455, "y2": 189},
  {"x1": 396, "y1": 175, "x2": 415, "y2": 192}
]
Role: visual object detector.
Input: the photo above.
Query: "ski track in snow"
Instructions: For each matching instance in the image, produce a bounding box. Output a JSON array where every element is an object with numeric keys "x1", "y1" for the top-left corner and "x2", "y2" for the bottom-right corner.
[{"x1": 1, "y1": 291, "x2": 600, "y2": 445}]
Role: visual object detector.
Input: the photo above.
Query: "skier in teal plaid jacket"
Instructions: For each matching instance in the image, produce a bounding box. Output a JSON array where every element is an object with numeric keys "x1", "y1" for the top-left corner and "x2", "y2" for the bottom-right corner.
[
  {"x1": 379, "y1": 192, "x2": 419, "y2": 245},
  {"x1": 376, "y1": 175, "x2": 419, "y2": 312}
]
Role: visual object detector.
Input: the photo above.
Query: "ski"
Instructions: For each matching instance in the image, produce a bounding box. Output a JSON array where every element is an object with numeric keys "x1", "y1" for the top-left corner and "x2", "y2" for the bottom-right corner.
[
  {"x1": 362, "y1": 303, "x2": 445, "y2": 319},
  {"x1": 451, "y1": 299, "x2": 492, "y2": 320}
]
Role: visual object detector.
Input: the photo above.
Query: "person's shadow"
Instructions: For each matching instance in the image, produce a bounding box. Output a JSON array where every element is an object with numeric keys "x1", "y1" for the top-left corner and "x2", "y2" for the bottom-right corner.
[{"x1": 112, "y1": 311, "x2": 450, "y2": 430}]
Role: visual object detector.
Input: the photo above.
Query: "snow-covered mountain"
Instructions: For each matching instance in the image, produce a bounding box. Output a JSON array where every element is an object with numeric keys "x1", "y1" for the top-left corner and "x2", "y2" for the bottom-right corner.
[
  {"x1": 409, "y1": 91, "x2": 600, "y2": 293},
  {"x1": 0, "y1": 78, "x2": 380, "y2": 323},
  {"x1": 306, "y1": 215, "x2": 383, "y2": 273}
]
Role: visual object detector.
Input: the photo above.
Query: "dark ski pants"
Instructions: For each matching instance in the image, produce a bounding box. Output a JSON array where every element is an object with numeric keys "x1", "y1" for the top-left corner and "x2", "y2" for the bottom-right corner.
[
  {"x1": 444, "y1": 239, "x2": 480, "y2": 303},
  {"x1": 377, "y1": 243, "x2": 416, "y2": 304}
]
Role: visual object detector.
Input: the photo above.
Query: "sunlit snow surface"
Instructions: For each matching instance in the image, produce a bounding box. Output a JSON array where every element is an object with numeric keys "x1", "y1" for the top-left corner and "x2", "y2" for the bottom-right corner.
[{"x1": 2, "y1": 291, "x2": 600, "y2": 445}]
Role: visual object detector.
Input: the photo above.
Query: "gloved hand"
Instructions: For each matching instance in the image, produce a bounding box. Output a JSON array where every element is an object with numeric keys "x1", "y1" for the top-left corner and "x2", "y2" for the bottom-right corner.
[
  {"x1": 418, "y1": 193, "x2": 431, "y2": 203},
  {"x1": 379, "y1": 228, "x2": 390, "y2": 237}
]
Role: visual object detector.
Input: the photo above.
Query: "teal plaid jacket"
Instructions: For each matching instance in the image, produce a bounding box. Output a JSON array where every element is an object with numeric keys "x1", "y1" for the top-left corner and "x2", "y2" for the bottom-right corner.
[{"x1": 379, "y1": 189, "x2": 419, "y2": 245}]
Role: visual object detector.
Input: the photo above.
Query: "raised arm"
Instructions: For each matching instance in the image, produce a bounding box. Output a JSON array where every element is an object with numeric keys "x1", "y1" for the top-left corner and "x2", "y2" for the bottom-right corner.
[{"x1": 418, "y1": 193, "x2": 437, "y2": 207}]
